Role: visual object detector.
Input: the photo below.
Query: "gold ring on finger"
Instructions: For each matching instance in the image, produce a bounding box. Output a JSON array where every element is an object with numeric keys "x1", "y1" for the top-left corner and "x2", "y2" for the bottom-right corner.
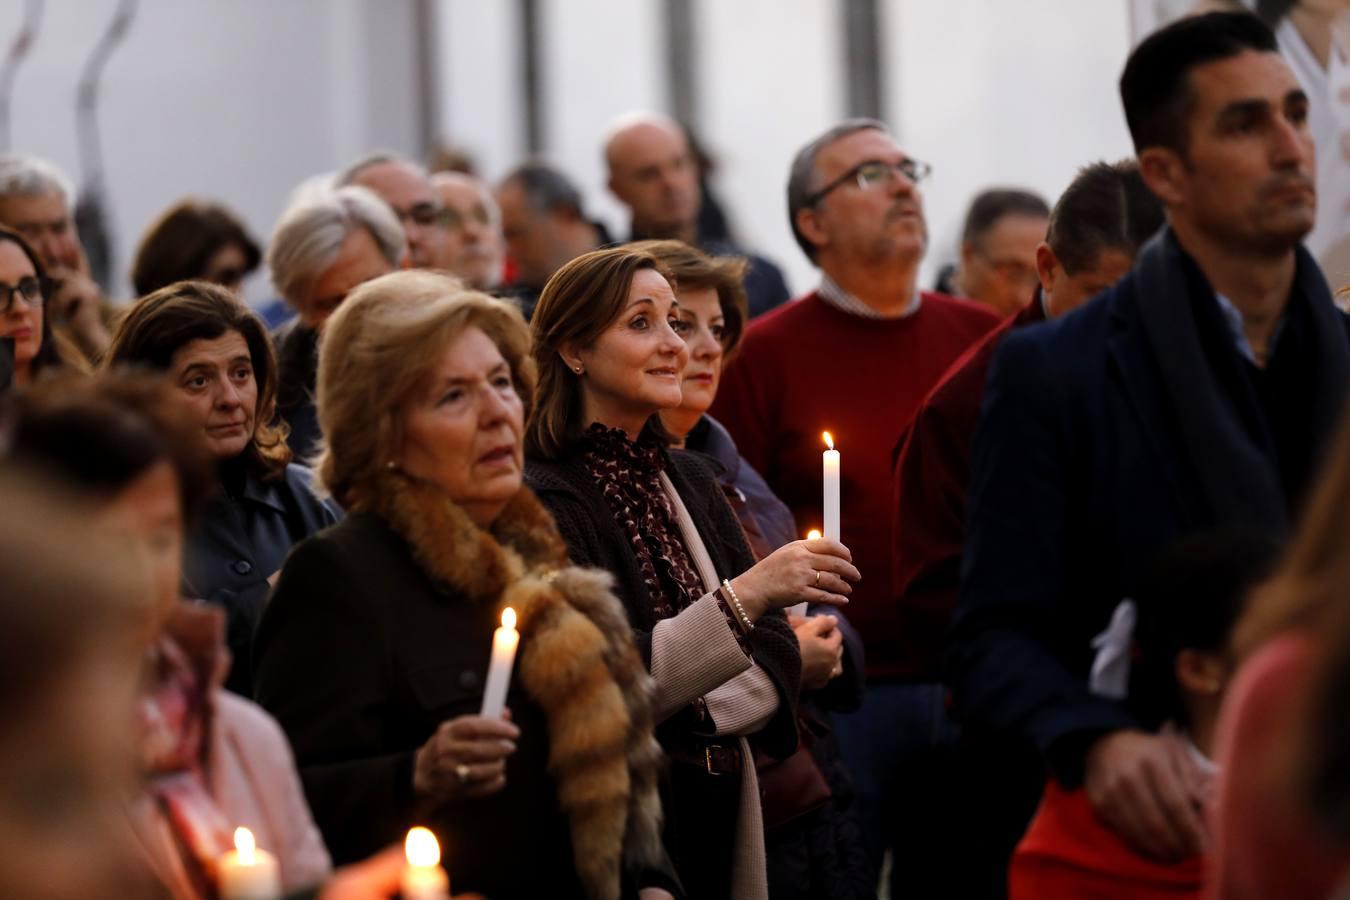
[
  {"x1": 814, "y1": 570, "x2": 821, "y2": 587},
  {"x1": 455, "y1": 763, "x2": 471, "y2": 782}
]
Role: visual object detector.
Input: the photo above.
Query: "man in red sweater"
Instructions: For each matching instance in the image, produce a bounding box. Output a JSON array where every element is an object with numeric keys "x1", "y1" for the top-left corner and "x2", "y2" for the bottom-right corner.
[
  {"x1": 710, "y1": 118, "x2": 1000, "y2": 896},
  {"x1": 889, "y1": 160, "x2": 1164, "y2": 894}
]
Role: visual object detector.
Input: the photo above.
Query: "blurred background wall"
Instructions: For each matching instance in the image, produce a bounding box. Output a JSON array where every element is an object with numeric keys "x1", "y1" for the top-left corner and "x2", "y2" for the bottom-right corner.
[{"x1": 0, "y1": 0, "x2": 1137, "y2": 303}]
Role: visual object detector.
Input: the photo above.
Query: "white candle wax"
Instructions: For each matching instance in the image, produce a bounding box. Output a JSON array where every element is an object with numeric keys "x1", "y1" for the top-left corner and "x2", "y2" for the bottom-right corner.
[
  {"x1": 219, "y1": 827, "x2": 280, "y2": 900},
  {"x1": 823, "y1": 432, "x2": 841, "y2": 543},
  {"x1": 480, "y1": 607, "x2": 520, "y2": 719},
  {"x1": 402, "y1": 827, "x2": 451, "y2": 900}
]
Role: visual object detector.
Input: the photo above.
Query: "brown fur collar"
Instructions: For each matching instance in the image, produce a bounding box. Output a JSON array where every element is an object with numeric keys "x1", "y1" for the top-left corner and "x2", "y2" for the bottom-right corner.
[{"x1": 369, "y1": 471, "x2": 665, "y2": 900}]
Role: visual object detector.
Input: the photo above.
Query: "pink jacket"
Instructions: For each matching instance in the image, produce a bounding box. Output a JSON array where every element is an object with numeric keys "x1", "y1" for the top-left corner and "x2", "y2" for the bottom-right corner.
[{"x1": 129, "y1": 606, "x2": 331, "y2": 898}]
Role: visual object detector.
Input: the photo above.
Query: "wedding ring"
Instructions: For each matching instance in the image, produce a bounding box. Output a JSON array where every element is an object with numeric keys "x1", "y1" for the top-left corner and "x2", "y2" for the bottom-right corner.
[
  {"x1": 814, "y1": 570, "x2": 822, "y2": 587},
  {"x1": 455, "y1": 763, "x2": 471, "y2": 782}
]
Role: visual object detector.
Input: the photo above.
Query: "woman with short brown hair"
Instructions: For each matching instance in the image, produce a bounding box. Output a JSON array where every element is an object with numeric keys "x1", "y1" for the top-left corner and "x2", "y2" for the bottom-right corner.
[
  {"x1": 105, "y1": 281, "x2": 338, "y2": 695},
  {"x1": 526, "y1": 245, "x2": 859, "y2": 899},
  {"x1": 131, "y1": 199, "x2": 261, "y2": 297}
]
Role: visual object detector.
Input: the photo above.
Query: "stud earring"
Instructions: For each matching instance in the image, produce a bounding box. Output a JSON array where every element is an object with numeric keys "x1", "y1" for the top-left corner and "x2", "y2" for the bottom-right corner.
[{"x1": 574, "y1": 366, "x2": 583, "y2": 375}]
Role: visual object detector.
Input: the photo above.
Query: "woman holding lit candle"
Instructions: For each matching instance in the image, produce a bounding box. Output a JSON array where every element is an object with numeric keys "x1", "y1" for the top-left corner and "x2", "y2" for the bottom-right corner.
[
  {"x1": 525, "y1": 246, "x2": 860, "y2": 900},
  {"x1": 3, "y1": 373, "x2": 332, "y2": 899},
  {"x1": 253, "y1": 271, "x2": 677, "y2": 899}
]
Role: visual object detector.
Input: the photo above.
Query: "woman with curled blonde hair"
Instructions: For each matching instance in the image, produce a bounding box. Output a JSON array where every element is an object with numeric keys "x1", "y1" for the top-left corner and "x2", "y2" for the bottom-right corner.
[{"x1": 254, "y1": 269, "x2": 677, "y2": 899}]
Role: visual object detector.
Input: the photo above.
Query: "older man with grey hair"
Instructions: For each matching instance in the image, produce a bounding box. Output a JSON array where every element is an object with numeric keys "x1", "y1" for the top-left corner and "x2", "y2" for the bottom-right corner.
[
  {"x1": 269, "y1": 183, "x2": 406, "y2": 459},
  {"x1": 337, "y1": 151, "x2": 453, "y2": 273},
  {"x1": 0, "y1": 154, "x2": 111, "y2": 358},
  {"x1": 711, "y1": 118, "x2": 1001, "y2": 898},
  {"x1": 429, "y1": 170, "x2": 505, "y2": 291}
]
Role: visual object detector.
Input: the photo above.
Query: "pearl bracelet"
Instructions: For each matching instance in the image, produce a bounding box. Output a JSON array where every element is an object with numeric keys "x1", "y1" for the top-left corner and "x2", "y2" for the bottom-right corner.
[{"x1": 721, "y1": 578, "x2": 755, "y2": 632}]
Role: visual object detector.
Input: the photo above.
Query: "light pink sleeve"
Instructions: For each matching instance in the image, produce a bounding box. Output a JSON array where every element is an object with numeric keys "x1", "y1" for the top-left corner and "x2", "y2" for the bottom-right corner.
[{"x1": 650, "y1": 592, "x2": 751, "y2": 722}]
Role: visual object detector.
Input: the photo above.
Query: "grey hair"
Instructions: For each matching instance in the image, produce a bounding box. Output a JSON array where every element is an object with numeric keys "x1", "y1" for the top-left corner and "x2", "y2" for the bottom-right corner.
[
  {"x1": 498, "y1": 162, "x2": 586, "y2": 218},
  {"x1": 335, "y1": 150, "x2": 428, "y2": 186},
  {"x1": 266, "y1": 184, "x2": 407, "y2": 304},
  {"x1": 786, "y1": 118, "x2": 889, "y2": 261},
  {"x1": 0, "y1": 154, "x2": 75, "y2": 207}
]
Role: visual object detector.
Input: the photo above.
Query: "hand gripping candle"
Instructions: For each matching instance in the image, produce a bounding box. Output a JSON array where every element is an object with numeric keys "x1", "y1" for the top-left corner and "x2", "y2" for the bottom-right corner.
[
  {"x1": 402, "y1": 827, "x2": 450, "y2": 900},
  {"x1": 790, "y1": 529, "x2": 825, "y2": 618},
  {"x1": 480, "y1": 607, "x2": 520, "y2": 719},
  {"x1": 219, "y1": 827, "x2": 280, "y2": 900}
]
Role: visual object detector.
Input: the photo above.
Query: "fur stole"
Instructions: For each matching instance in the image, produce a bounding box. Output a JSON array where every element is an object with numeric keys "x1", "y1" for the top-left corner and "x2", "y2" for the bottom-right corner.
[{"x1": 368, "y1": 471, "x2": 665, "y2": 900}]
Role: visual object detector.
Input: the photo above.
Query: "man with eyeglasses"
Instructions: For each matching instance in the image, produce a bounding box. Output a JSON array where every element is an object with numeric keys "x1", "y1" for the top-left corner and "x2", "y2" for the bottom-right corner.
[
  {"x1": 429, "y1": 171, "x2": 506, "y2": 291},
  {"x1": 337, "y1": 152, "x2": 452, "y2": 272},
  {"x1": 0, "y1": 154, "x2": 112, "y2": 362},
  {"x1": 951, "y1": 188, "x2": 1051, "y2": 317},
  {"x1": 711, "y1": 118, "x2": 1000, "y2": 896},
  {"x1": 603, "y1": 113, "x2": 791, "y2": 318}
]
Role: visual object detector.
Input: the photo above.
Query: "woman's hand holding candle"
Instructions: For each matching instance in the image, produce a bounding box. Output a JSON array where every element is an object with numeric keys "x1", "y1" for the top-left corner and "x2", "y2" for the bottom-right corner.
[
  {"x1": 412, "y1": 715, "x2": 520, "y2": 802},
  {"x1": 726, "y1": 535, "x2": 859, "y2": 623}
]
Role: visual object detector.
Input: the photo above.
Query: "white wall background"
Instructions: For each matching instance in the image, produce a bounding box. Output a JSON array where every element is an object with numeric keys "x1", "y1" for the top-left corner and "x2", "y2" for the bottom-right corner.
[{"x1": 2, "y1": 0, "x2": 1139, "y2": 302}]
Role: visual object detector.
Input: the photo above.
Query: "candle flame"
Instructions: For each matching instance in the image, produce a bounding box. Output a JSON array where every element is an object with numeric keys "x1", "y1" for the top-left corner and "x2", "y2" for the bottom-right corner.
[
  {"x1": 823, "y1": 431, "x2": 835, "y2": 450},
  {"x1": 234, "y1": 827, "x2": 256, "y2": 865},
  {"x1": 405, "y1": 827, "x2": 441, "y2": 868},
  {"x1": 501, "y1": 607, "x2": 517, "y2": 630},
  {"x1": 807, "y1": 529, "x2": 822, "y2": 540}
]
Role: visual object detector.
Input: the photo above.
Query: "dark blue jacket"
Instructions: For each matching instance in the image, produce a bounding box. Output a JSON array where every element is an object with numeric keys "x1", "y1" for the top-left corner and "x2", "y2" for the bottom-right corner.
[{"x1": 947, "y1": 229, "x2": 1350, "y2": 784}]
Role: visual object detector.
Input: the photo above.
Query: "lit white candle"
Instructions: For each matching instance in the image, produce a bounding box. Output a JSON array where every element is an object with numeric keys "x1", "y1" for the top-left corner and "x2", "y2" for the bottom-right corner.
[
  {"x1": 480, "y1": 607, "x2": 520, "y2": 719},
  {"x1": 219, "y1": 827, "x2": 280, "y2": 900},
  {"x1": 402, "y1": 827, "x2": 450, "y2": 900},
  {"x1": 823, "y1": 432, "x2": 841, "y2": 543}
]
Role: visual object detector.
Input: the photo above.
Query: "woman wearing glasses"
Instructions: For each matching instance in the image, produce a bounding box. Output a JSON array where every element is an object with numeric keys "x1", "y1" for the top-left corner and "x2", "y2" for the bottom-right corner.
[{"x1": 0, "y1": 227, "x2": 84, "y2": 389}]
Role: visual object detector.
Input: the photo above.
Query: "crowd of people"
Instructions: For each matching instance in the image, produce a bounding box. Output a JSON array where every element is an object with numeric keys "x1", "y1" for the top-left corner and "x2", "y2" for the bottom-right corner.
[{"x1": 2, "y1": 8, "x2": 1350, "y2": 900}]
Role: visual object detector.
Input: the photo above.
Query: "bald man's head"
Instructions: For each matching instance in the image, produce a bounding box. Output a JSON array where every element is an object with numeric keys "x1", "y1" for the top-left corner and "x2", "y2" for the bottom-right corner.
[{"x1": 603, "y1": 113, "x2": 700, "y2": 240}]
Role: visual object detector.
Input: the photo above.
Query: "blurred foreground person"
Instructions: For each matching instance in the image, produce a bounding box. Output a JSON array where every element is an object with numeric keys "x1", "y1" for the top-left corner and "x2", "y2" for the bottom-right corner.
[
  {"x1": 0, "y1": 471, "x2": 156, "y2": 899},
  {"x1": 5, "y1": 372, "x2": 332, "y2": 897}
]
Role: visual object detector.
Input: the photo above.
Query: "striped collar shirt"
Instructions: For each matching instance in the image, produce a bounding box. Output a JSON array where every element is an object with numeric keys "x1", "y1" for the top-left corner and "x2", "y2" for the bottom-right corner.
[{"x1": 818, "y1": 272, "x2": 923, "y2": 320}]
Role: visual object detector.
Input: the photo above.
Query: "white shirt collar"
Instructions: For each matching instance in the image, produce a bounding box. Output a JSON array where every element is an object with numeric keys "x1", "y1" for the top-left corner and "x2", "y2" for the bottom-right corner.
[{"x1": 818, "y1": 272, "x2": 922, "y2": 320}]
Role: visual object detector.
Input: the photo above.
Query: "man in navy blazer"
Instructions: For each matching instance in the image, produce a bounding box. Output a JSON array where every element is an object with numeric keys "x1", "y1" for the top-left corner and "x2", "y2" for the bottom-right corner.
[{"x1": 949, "y1": 10, "x2": 1350, "y2": 871}]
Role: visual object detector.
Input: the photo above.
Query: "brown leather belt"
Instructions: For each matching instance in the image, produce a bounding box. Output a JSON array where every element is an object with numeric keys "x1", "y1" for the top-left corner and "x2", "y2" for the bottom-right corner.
[{"x1": 667, "y1": 736, "x2": 743, "y2": 775}]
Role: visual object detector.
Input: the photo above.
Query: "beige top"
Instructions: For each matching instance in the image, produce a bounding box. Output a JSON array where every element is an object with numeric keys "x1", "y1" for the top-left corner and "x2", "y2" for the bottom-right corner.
[{"x1": 646, "y1": 471, "x2": 777, "y2": 900}]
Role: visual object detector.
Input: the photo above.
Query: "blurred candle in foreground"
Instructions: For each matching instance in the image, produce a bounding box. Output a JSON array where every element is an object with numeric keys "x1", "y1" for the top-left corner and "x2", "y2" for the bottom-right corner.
[
  {"x1": 823, "y1": 432, "x2": 840, "y2": 542},
  {"x1": 480, "y1": 607, "x2": 519, "y2": 719},
  {"x1": 402, "y1": 827, "x2": 450, "y2": 900},
  {"x1": 219, "y1": 827, "x2": 280, "y2": 900}
]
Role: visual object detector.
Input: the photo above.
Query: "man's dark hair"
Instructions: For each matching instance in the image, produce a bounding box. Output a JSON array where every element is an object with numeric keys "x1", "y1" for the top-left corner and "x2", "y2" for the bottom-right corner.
[
  {"x1": 1047, "y1": 160, "x2": 1165, "y2": 275},
  {"x1": 500, "y1": 162, "x2": 586, "y2": 219},
  {"x1": 1130, "y1": 529, "x2": 1279, "y2": 727},
  {"x1": 1120, "y1": 11, "x2": 1278, "y2": 154},
  {"x1": 960, "y1": 189, "x2": 1049, "y2": 249}
]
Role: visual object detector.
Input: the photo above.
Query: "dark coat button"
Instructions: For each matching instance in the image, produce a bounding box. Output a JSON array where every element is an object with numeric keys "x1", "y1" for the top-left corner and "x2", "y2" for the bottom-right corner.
[{"x1": 232, "y1": 559, "x2": 254, "y2": 576}]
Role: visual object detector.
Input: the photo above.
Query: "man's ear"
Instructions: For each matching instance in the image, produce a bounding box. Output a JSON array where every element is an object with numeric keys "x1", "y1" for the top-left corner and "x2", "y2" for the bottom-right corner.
[
  {"x1": 795, "y1": 206, "x2": 828, "y2": 255},
  {"x1": 1139, "y1": 146, "x2": 1187, "y2": 209},
  {"x1": 607, "y1": 174, "x2": 627, "y2": 205},
  {"x1": 1035, "y1": 242, "x2": 1059, "y2": 297}
]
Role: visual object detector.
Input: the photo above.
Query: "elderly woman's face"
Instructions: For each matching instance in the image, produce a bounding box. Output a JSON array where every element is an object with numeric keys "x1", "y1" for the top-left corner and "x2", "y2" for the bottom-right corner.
[
  {"x1": 168, "y1": 329, "x2": 258, "y2": 462},
  {"x1": 0, "y1": 241, "x2": 43, "y2": 380},
  {"x1": 672, "y1": 287, "x2": 726, "y2": 417},
  {"x1": 398, "y1": 325, "x2": 525, "y2": 527}
]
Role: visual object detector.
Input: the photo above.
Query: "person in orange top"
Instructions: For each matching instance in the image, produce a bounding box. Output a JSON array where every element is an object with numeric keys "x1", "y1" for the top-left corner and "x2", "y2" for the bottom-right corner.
[{"x1": 1011, "y1": 531, "x2": 1277, "y2": 900}]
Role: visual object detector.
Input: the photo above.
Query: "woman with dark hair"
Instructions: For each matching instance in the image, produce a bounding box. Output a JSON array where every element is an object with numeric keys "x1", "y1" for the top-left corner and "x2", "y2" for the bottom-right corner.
[
  {"x1": 525, "y1": 245, "x2": 859, "y2": 899},
  {"x1": 131, "y1": 199, "x2": 261, "y2": 297},
  {"x1": 4, "y1": 372, "x2": 332, "y2": 898},
  {"x1": 0, "y1": 226, "x2": 84, "y2": 389},
  {"x1": 105, "y1": 281, "x2": 338, "y2": 695}
]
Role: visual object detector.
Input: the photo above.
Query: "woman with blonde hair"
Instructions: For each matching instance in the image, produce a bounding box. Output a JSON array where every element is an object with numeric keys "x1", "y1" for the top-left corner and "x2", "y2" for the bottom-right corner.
[
  {"x1": 525, "y1": 245, "x2": 859, "y2": 899},
  {"x1": 253, "y1": 269, "x2": 677, "y2": 899}
]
